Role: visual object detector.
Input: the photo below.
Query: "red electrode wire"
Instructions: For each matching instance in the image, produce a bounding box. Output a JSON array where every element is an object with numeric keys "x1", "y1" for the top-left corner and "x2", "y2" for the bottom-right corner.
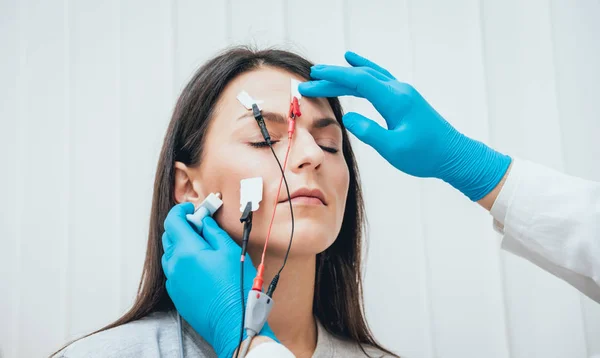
[
  {"x1": 251, "y1": 98, "x2": 300, "y2": 292},
  {"x1": 260, "y1": 143, "x2": 291, "y2": 264}
]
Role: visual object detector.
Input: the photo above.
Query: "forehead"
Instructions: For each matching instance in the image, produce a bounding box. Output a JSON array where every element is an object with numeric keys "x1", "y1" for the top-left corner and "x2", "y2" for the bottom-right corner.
[{"x1": 215, "y1": 66, "x2": 333, "y2": 118}]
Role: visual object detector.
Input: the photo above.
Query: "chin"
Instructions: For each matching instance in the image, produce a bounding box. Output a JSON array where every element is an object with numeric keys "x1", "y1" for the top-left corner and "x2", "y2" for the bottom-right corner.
[{"x1": 269, "y1": 224, "x2": 337, "y2": 257}]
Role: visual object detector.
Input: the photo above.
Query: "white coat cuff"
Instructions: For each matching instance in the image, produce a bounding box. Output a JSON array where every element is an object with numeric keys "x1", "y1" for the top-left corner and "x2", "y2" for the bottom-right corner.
[{"x1": 490, "y1": 158, "x2": 522, "y2": 233}]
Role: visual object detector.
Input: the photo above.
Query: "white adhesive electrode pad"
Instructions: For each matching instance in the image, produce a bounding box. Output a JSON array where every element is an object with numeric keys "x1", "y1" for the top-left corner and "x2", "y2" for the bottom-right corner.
[
  {"x1": 291, "y1": 79, "x2": 302, "y2": 99},
  {"x1": 240, "y1": 177, "x2": 263, "y2": 212},
  {"x1": 237, "y1": 90, "x2": 263, "y2": 110}
]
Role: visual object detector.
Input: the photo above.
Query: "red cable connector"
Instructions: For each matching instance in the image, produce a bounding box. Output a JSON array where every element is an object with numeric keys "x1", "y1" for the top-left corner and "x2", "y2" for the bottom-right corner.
[
  {"x1": 252, "y1": 263, "x2": 265, "y2": 291},
  {"x1": 287, "y1": 96, "x2": 301, "y2": 138},
  {"x1": 288, "y1": 97, "x2": 301, "y2": 118}
]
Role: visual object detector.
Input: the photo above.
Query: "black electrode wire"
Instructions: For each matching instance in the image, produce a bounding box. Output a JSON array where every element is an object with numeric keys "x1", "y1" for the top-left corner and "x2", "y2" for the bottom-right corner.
[
  {"x1": 264, "y1": 138, "x2": 294, "y2": 298},
  {"x1": 269, "y1": 144, "x2": 294, "y2": 272},
  {"x1": 234, "y1": 257, "x2": 244, "y2": 358},
  {"x1": 235, "y1": 206, "x2": 252, "y2": 358},
  {"x1": 251, "y1": 105, "x2": 295, "y2": 298}
]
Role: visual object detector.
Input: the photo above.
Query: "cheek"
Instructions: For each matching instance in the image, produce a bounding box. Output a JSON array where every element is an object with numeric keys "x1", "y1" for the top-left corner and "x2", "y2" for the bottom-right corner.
[
  {"x1": 213, "y1": 204, "x2": 244, "y2": 244},
  {"x1": 200, "y1": 146, "x2": 273, "y2": 243},
  {"x1": 334, "y1": 159, "x2": 350, "y2": 216},
  {"x1": 319, "y1": 157, "x2": 350, "y2": 251}
]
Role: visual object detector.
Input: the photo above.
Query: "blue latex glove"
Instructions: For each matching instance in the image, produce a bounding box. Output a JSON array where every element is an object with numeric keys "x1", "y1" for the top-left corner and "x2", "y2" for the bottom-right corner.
[
  {"x1": 299, "y1": 51, "x2": 511, "y2": 201},
  {"x1": 161, "y1": 203, "x2": 277, "y2": 358}
]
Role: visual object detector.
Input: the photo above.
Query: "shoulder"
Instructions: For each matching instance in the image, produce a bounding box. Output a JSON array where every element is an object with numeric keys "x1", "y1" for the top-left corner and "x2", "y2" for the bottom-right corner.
[
  {"x1": 328, "y1": 336, "x2": 393, "y2": 358},
  {"x1": 54, "y1": 311, "x2": 215, "y2": 358},
  {"x1": 315, "y1": 321, "x2": 395, "y2": 358},
  {"x1": 54, "y1": 311, "x2": 178, "y2": 358}
]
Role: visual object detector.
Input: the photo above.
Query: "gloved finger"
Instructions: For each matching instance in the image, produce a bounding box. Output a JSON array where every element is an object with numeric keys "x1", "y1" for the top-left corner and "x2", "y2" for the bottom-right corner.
[
  {"x1": 202, "y1": 216, "x2": 241, "y2": 252},
  {"x1": 343, "y1": 112, "x2": 392, "y2": 156},
  {"x1": 161, "y1": 252, "x2": 173, "y2": 278},
  {"x1": 309, "y1": 65, "x2": 387, "y2": 100},
  {"x1": 162, "y1": 231, "x2": 172, "y2": 251},
  {"x1": 298, "y1": 80, "x2": 360, "y2": 98},
  {"x1": 311, "y1": 63, "x2": 388, "y2": 83},
  {"x1": 165, "y1": 278, "x2": 176, "y2": 301},
  {"x1": 162, "y1": 232, "x2": 175, "y2": 258},
  {"x1": 344, "y1": 51, "x2": 396, "y2": 80},
  {"x1": 164, "y1": 202, "x2": 209, "y2": 250}
]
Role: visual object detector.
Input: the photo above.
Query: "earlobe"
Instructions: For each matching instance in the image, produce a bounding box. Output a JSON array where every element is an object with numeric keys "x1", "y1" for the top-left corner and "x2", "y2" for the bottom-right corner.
[{"x1": 173, "y1": 161, "x2": 204, "y2": 205}]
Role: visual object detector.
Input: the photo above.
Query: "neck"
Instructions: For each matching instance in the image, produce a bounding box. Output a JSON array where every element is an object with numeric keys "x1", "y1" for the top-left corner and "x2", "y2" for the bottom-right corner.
[{"x1": 247, "y1": 248, "x2": 318, "y2": 358}]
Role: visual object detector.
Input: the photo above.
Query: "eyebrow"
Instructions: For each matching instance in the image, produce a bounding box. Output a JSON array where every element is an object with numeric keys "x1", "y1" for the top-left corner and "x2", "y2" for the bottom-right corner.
[{"x1": 236, "y1": 110, "x2": 341, "y2": 129}]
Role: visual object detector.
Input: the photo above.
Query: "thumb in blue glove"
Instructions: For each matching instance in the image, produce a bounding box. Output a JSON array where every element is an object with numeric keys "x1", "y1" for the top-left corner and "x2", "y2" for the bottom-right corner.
[
  {"x1": 299, "y1": 51, "x2": 511, "y2": 201},
  {"x1": 161, "y1": 202, "x2": 277, "y2": 358}
]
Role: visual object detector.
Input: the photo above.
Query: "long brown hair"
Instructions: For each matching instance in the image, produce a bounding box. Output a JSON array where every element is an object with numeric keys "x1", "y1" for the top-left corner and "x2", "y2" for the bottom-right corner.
[{"x1": 55, "y1": 46, "x2": 396, "y2": 357}]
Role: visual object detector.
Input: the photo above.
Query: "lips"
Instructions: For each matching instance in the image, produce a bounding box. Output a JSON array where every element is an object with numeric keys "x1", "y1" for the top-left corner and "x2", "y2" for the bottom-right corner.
[{"x1": 279, "y1": 187, "x2": 327, "y2": 205}]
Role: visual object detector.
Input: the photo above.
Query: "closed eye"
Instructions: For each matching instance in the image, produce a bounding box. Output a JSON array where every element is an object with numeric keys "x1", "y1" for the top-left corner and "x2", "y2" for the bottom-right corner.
[
  {"x1": 320, "y1": 146, "x2": 338, "y2": 154},
  {"x1": 248, "y1": 141, "x2": 277, "y2": 148},
  {"x1": 249, "y1": 141, "x2": 338, "y2": 154}
]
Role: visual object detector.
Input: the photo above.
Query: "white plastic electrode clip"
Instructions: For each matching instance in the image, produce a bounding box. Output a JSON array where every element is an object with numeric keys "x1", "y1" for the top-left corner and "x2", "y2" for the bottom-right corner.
[
  {"x1": 244, "y1": 290, "x2": 274, "y2": 337},
  {"x1": 186, "y1": 192, "x2": 223, "y2": 230},
  {"x1": 240, "y1": 177, "x2": 263, "y2": 212}
]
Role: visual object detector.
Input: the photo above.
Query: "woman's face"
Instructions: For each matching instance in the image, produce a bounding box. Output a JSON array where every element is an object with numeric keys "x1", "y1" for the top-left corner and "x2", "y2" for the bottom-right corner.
[{"x1": 189, "y1": 67, "x2": 349, "y2": 257}]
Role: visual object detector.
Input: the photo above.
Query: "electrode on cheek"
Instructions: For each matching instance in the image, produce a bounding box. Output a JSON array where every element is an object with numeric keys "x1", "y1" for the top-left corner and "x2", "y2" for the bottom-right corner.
[
  {"x1": 239, "y1": 177, "x2": 263, "y2": 262},
  {"x1": 240, "y1": 177, "x2": 263, "y2": 212}
]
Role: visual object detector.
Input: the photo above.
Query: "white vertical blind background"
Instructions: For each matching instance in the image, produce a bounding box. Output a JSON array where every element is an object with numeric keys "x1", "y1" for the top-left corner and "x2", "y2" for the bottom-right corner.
[{"x1": 1, "y1": 1, "x2": 598, "y2": 357}]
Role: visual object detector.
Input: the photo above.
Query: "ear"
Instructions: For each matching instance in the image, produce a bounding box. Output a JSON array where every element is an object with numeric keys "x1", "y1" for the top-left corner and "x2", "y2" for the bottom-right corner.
[{"x1": 173, "y1": 161, "x2": 205, "y2": 205}]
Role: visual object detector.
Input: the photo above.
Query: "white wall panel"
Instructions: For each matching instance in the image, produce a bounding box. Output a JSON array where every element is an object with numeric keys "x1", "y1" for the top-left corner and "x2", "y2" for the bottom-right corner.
[
  {"x1": 1, "y1": 1, "x2": 598, "y2": 357},
  {"x1": 67, "y1": 0, "x2": 122, "y2": 341},
  {"x1": 481, "y1": 0, "x2": 588, "y2": 357},
  {"x1": 286, "y1": 0, "x2": 346, "y2": 64},
  {"x1": 343, "y1": 1, "x2": 432, "y2": 357},
  {"x1": 0, "y1": 1, "x2": 20, "y2": 357},
  {"x1": 549, "y1": 1, "x2": 600, "y2": 355},
  {"x1": 172, "y1": 0, "x2": 228, "y2": 96},
  {"x1": 409, "y1": 1, "x2": 510, "y2": 357},
  {"x1": 3, "y1": 1, "x2": 72, "y2": 357},
  {"x1": 118, "y1": 0, "x2": 175, "y2": 314},
  {"x1": 230, "y1": 0, "x2": 286, "y2": 46}
]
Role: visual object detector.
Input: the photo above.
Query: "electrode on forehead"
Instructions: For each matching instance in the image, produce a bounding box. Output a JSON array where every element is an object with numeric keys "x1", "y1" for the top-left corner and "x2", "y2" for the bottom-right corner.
[
  {"x1": 240, "y1": 177, "x2": 263, "y2": 212},
  {"x1": 237, "y1": 90, "x2": 263, "y2": 110},
  {"x1": 291, "y1": 79, "x2": 302, "y2": 100}
]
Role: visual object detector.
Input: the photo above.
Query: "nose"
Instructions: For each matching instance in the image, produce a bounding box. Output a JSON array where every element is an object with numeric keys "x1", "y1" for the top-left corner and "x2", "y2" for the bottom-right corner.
[{"x1": 289, "y1": 129, "x2": 325, "y2": 173}]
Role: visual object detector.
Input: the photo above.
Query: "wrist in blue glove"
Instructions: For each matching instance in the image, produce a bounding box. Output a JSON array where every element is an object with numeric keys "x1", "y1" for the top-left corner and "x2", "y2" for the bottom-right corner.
[
  {"x1": 161, "y1": 202, "x2": 277, "y2": 358},
  {"x1": 299, "y1": 51, "x2": 511, "y2": 201}
]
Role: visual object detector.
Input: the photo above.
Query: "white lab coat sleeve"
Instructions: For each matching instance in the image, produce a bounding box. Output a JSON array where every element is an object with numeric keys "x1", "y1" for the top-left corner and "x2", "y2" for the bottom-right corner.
[
  {"x1": 490, "y1": 158, "x2": 600, "y2": 303},
  {"x1": 245, "y1": 341, "x2": 296, "y2": 358}
]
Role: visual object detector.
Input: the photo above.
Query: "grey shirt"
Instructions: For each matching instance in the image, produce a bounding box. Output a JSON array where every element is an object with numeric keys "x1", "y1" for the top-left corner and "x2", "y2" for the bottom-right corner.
[{"x1": 55, "y1": 311, "x2": 390, "y2": 357}]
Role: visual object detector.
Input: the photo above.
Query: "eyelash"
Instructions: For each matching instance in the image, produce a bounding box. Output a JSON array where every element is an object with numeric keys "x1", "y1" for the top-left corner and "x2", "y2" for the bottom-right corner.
[{"x1": 249, "y1": 141, "x2": 339, "y2": 154}]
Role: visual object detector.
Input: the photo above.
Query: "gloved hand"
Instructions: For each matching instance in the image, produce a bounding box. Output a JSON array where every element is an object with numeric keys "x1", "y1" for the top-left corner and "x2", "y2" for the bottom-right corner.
[
  {"x1": 299, "y1": 51, "x2": 511, "y2": 201},
  {"x1": 161, "y1": 203, "x2": 277, "y2": 358}
]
